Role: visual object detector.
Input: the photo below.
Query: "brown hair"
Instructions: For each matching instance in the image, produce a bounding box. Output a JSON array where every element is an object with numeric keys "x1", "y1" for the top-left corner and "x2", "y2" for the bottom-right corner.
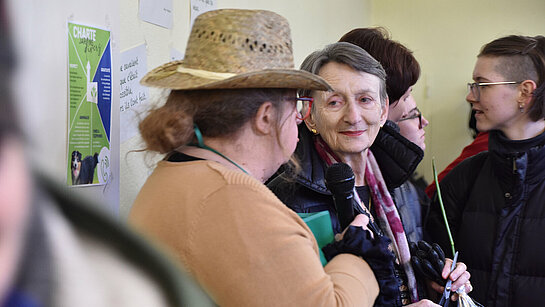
[
  {"x1": 479, "y1": 35, "x2": 545, "y2": 121},
  {"x1": 339, "y1": 27, "x2": 420, "y2": 105},
  {"x1": 139, "y1": 88, "x2": 290, "y2": 154}
]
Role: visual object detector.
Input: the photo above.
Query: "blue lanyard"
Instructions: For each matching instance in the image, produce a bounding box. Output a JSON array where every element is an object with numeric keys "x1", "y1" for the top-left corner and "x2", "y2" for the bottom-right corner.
[{"x1": 189, "y1": 124, "x2": 249, "y2": 175}]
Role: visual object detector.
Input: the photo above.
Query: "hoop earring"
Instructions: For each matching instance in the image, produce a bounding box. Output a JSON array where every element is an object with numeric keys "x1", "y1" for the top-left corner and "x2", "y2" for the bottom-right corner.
[{"x1": 310, "y1": 128, "x2": 318, "y2": 135}]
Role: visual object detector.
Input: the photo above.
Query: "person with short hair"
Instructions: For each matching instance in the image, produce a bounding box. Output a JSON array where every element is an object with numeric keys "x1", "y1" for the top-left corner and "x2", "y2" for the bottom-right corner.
[
  {"x1": 339, "y1": 27, "x2": 430, "y2": 244},
  {"x1": 268, "y1": 42, "x2": 471, "y2": 306},
  {"x1": 425, "y1": 34, "x2": 545, "y2": 307},
  {"x1": 129, "y1": 9, "x2": 381, "y2": 306}
]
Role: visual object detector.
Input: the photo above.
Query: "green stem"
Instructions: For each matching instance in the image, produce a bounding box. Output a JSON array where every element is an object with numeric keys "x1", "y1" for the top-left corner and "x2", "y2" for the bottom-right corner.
[{"x1": 432, "y1": 158, "x2": 456, "y2": 257}]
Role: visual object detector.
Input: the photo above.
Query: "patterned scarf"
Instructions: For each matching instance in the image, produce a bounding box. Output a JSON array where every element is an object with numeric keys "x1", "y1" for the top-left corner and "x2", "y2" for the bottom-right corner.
[{"x1": 314, "y1": 135, "x2": 419, "y2": 303}]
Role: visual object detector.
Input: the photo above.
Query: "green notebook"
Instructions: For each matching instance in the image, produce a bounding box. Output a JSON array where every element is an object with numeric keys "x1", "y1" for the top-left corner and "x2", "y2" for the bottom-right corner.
[{"x1": 298, "y1": 211, "x2": 335, "y2": 266}]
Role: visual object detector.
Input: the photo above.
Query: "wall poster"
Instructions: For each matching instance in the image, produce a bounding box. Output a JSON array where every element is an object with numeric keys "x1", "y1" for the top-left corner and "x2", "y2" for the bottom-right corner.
[{"x1": 67, "y1": 22, "x2": 112, "y2": 186}]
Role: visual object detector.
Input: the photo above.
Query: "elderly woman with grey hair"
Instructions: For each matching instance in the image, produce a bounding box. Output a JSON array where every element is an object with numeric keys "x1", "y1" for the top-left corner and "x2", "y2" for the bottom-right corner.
[{"x1": 269, "y1": 42, "x2": 470, "y2": 306}]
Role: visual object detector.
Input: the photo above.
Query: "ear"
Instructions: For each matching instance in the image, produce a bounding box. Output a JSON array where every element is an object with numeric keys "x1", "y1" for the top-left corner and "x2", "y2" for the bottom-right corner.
[
  {"x1": 380, "y1": 97, "x2": 389, "y2": 126},
  {"x1": 517, "y1": 79, "x2": 537, "y2": 105},
  {"x1": 304, "y1": 110, "x2": 317, "y2": 133},
  {"x1": 253, "y1": 101, "x2": 275, "y2": 135}
]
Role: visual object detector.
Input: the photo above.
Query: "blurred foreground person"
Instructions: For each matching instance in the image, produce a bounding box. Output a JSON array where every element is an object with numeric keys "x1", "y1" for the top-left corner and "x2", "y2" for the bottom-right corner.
[
  {"x1": 426, "y1": 35, "x2": 545, "y2": 307},
  {"x1": 0, "y1": 5, "x2": 213, "y2": 307},
  {"x1": 130, "y1": 9, "x2": 380, "y2": 307}
]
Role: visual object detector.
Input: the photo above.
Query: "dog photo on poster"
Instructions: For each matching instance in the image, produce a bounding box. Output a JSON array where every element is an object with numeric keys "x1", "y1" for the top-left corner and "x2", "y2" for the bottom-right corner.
[{"x1": 67, "y1": 22, "x2": 111, "y2": 186}]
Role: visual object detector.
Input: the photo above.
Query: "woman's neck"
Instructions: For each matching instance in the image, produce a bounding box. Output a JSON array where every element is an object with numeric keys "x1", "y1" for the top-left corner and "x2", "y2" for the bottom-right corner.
[
  {"x1": 338, "y1": 149, "x2": 368, "y2": 186},
  {"x1": 503, "y1": 118, "x2": 545, "y2": 140},
  {"x1": 178, "y1": 133, "x2": 275, "y2": 183}
]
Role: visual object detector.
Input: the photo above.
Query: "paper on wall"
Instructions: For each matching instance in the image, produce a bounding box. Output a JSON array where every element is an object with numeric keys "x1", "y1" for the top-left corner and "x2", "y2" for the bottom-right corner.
[
  {"x1": 190, "y1": 0, "x2": 217, "y2": 28},
  {"x1": 139, "y1": 0, "x2": 173, "y2": 29},
  {"x1": 119, "y1": 44, "x2": 149, "y2": 143}
]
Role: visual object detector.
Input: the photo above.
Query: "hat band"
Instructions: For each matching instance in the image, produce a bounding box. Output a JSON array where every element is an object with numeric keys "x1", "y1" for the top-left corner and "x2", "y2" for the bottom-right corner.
[{"x1": 177, "y1": 66, "x2": 237, "y2": 80}]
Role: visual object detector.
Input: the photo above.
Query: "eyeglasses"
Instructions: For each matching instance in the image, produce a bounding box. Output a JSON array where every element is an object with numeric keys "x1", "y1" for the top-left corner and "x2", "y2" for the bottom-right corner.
[
  {"x1": 295, "y1": 96, "x2": 313, "y2": 121},
  {"x1": 397, "y1": 108, "x2": 423, "y2": 129},
  {"x1": 467, "y1": 81, "x2": 521, "y2": 101}
]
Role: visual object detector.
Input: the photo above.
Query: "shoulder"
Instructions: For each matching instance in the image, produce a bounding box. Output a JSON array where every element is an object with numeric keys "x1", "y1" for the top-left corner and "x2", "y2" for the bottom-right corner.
[
  {"x1": 444, "y1": 151, "x2": 489, "y2": 182},
  {"x1": 36, "y1": 174, "x2": 214, "y2": 307}
]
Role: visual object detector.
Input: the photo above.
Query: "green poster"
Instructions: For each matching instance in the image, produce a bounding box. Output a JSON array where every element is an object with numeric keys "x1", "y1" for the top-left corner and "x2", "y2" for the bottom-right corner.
[{"x1": 67, "y1": 22, "x2": 112, "y2": 186}]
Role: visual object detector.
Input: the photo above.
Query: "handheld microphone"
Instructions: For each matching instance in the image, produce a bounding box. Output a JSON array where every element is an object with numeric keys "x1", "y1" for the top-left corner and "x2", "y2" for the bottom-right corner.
[
  {"x1": 325, "y1": 162, "x2": 381, "y2": 235},
  {"x1": 325, "y1": 162, "x2": 356, "y2": 230}
]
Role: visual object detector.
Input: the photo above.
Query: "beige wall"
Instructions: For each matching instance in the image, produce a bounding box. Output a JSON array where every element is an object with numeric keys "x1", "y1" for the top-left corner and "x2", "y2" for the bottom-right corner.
[
  {"x1": 371, "y1": 0, "x2": 545, "y2": 182},
  {"x1": 119, "y1": 0, "x2": 372, "y2": 217},
  {"x1": 9, "y1": 1, "x2": 544, "y2": 217}
]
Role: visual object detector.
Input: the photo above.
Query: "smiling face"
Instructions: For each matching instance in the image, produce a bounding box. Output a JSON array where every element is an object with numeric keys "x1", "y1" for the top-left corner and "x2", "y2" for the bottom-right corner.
[
  {"x1": 467, "y1": 56, "x2": 521, "y2": 134},
  {"x1": 305, "y1": 62, "x2": 387, "y2": 160},
  {"x1": 388, "y1": 86, "x2": 429, "y2": 150}
]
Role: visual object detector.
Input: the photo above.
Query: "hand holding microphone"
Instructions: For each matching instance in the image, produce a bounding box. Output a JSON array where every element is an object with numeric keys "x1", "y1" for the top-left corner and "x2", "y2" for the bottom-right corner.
[{"x1": 325, "y1": 162, "x2": 380, "y2": 235}]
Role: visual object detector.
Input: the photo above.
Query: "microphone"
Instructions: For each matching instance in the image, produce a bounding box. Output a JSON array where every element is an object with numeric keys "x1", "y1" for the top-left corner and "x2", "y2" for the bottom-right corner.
[
  {"x1": 325, "y1": 162, "x2": 381, "y2": 235},
  {"x1": 325, "y1": 162, "x2": 356, "y2": 230}
]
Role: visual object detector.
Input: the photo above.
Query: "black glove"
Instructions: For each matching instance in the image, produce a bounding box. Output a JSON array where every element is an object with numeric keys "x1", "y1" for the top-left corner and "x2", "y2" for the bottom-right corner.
[
  {"x1": 410, "y1": 240, "x2": 446, "y2": 286},
  {"x1": 323, "y1": 226, "x2": 400, "y2": 306}
]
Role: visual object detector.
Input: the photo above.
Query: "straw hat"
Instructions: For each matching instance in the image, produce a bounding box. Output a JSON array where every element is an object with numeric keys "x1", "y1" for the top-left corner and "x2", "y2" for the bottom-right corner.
[{"x1": 141, "y1": 9, "x2": 331, "y2": 91}]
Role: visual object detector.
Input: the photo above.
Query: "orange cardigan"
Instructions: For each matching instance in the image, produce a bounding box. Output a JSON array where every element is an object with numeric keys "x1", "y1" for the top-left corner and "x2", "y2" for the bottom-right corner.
[{"x1": 130, "y1": 160, "x2": 379, "y2": 306}]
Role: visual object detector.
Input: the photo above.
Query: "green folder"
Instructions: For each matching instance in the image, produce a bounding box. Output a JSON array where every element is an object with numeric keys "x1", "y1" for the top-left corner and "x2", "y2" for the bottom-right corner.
[{"x1": 298, "y1": 211, "x2": 335, "y2": 266}]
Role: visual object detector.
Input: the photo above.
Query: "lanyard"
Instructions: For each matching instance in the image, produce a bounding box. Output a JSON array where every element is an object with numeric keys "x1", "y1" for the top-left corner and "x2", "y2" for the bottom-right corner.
[{"x1": 189, "y1": 124, "x2": 249, "y2": 175}]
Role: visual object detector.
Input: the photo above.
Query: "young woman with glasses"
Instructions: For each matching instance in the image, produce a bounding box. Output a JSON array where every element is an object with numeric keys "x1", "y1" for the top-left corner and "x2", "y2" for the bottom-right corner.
[{"x1": 425, "y1": 35, "x2": 545, "y2": 307}]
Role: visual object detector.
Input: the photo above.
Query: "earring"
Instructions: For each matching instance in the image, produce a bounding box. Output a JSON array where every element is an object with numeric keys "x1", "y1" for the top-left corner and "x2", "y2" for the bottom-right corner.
[
  {"x1": 519, "y1": 104, "x2": 525, "y2": 113},
  {"x1": 310, "y1": 128, "x2": 318, "y2": 135}
]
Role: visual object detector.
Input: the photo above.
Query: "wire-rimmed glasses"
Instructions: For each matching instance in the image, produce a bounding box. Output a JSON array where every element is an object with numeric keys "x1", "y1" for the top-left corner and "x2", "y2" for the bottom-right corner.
[
  {"x1": 467, "y1": 81, "x2": 521, "y2": 101},
  {"x1": 295, "y1": 96, "x2": 313, "y2": 121}
]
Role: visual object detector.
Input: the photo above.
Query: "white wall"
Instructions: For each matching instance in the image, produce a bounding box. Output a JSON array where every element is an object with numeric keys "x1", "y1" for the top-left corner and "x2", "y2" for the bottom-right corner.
[
  {"x1": 8, "y1": 0, "x2": 121, "y2": 213},
  {"x1": 118, "y1": 0, "x2": 373, "y2": 218}
]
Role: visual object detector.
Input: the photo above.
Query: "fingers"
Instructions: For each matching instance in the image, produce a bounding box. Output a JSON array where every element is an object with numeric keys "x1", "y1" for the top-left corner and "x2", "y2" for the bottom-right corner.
[
  {"x1": 427, "y1": 280, "x2": 444, "y2": 294},
  {"x1": 406, "y1": 299, "x2": 441, "y2": 306},
  {"x1": 441, "y1": 260, "x2": 471, "y2": 292},
  {"x1": 350, "y1": 213, "x2": 369, "y2": 227},
  {"x1": 335, "y1": 214, "x2": 371, "y2": 241}
]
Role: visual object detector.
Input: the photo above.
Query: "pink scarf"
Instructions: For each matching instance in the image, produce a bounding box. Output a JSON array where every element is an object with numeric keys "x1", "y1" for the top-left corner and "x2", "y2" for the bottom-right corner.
[{"x1": 314, "y1": 136, "x2": 419, "y2": 303}]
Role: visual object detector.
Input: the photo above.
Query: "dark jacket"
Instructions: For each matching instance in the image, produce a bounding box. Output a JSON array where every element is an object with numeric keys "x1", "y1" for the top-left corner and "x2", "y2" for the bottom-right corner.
[
  {"x1": 425, "y1": 130, "x2": 545, "y2": 307},
  {"x1": 268, "y1": 121, "x2": 425, "y2": 306},
  {"x1": 268, "y1": 120, "x2": 424, "y2": 235}
]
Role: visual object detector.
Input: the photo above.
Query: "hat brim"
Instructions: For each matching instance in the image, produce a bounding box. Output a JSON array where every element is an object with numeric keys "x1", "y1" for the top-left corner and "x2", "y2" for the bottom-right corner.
[{"x1": 141, "y1": 61, "x2": 332, "y2": 91}]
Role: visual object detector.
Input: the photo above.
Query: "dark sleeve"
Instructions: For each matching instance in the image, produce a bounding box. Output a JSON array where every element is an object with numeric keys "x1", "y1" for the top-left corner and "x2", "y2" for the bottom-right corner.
[
  {"x1": 424, "y1": 152, "x2": 487, "y2": 258},
  {"x1": 268, "y1": 174, "x2": 343, "y2": 233}
]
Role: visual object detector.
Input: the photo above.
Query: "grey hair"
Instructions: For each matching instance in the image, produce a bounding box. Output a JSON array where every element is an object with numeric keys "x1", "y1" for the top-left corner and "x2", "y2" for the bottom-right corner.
[{"x1": 298, "y1": 42, "x2": 387, "y2": 106}]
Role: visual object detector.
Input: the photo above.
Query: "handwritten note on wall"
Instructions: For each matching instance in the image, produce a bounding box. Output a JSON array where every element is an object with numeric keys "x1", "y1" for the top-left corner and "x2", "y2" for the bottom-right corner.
[
  {"x1": 119, "y1": 44, "x2": 149, "y2": 143},
  {"x1": 190, "y1": 0, "x2": 217, "y2": 28},
  {"x1": 139, "y1": 0, "x2": 173, "y2": 29}
]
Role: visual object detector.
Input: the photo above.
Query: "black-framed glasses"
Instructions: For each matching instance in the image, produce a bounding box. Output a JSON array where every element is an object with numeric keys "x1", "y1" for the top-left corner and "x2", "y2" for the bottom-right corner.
[
  {"x1": 467, "y1": 81, "x2": 521, "y2": 101},
  {"x1": 295, "y1": 96, "x2": 313, "y2": 121},
  {"x1": 397, "y1": 107, "x2": 423, "y2": 129}
]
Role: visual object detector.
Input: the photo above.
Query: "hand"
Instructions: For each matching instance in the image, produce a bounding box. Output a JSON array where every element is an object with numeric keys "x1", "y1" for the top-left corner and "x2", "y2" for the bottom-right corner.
[
  {"x1": 429, "y1": 258, "x2": 472, "y2": 301},
  {"x1": 334, "y1": 214, "x2": 373, "y2": 241},
  {"x1": 406, "y1": 299, "x2": 440, "y2": 306}
]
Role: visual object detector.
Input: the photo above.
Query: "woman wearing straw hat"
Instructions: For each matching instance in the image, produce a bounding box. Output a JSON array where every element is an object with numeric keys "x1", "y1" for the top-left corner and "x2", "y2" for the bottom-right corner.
[{"x1": 129, "y1": 9, "x2": 387, "y2": 306}]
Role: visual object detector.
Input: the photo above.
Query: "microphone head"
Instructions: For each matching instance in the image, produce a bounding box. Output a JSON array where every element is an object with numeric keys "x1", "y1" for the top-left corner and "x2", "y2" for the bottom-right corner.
[{"x1": 325, "y1": 162, "x2": 355, "y2": 194}]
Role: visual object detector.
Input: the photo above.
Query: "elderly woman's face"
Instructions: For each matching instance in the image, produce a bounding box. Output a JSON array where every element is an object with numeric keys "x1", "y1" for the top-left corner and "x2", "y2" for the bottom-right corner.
[{"x1": 306, "y1": 62, "x2": 387, "y2": 159}]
